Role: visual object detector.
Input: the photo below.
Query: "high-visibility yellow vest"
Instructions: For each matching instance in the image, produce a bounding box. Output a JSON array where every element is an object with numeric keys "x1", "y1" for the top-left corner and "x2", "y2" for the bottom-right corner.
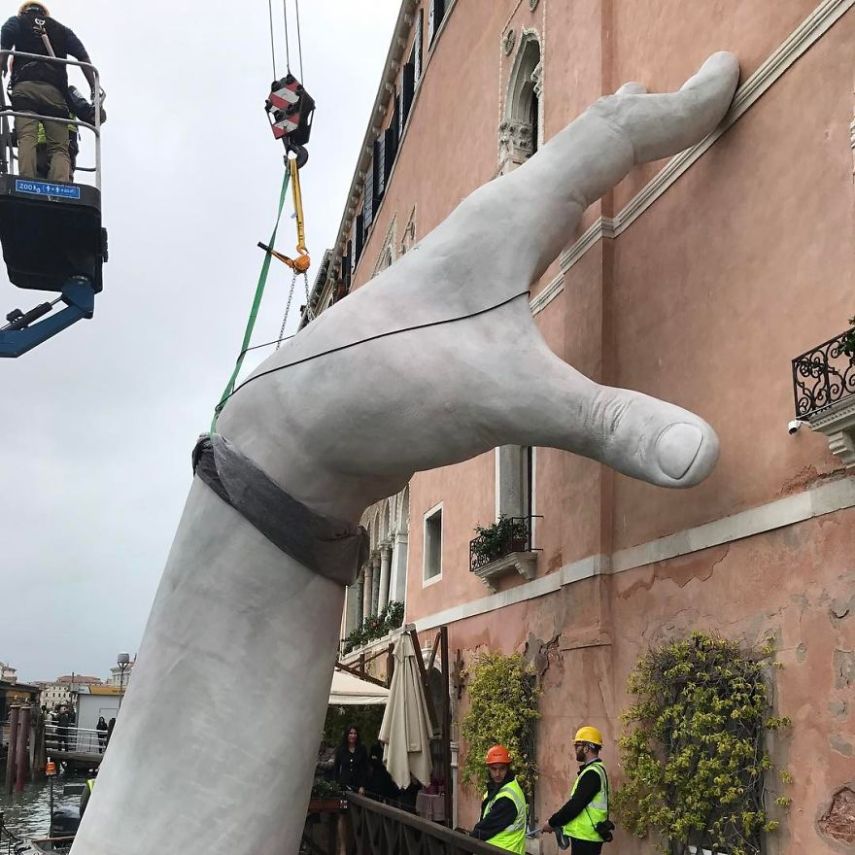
[
  {"x1": 562, "y1": 761, "x2": 609, "y2": 842},
  {"x1": 36, "y1": 118, "x2": 76, "y2": 144},
  {"x1": 481, "y1": 777, "x2": 527, "y2": 853}
]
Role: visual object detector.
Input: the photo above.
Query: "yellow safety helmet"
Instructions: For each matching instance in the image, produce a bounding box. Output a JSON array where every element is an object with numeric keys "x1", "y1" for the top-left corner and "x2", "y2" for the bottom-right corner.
[{"x1": 574, "y1": 726, "x2": 603, "y2": 747}]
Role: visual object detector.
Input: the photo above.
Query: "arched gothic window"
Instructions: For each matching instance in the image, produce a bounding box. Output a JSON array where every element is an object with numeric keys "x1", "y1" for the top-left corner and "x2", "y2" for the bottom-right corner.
[{"x1": 499, "y1": 32, "x2": 543, "y2": 174}]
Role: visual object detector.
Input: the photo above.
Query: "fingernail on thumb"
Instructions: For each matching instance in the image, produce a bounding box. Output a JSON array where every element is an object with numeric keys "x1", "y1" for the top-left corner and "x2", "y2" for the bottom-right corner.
[{"x1": 656, "y1": 423, "x2": 703, "y2": 480}]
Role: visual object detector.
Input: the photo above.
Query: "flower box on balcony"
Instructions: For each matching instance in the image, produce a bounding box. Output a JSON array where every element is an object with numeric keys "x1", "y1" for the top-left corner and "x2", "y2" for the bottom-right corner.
[
  {"x1": 469, "y1": 516, "x2": 540, "y2": 592},
  {"x1": 472, "y1": 550, "x2": 538, "y2": 592}
]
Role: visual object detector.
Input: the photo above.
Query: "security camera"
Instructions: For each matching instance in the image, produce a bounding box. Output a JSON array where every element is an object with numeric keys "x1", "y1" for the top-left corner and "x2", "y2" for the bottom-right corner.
[{"x1": 788, "y1": 419, "x2": 809, "y2": 435}]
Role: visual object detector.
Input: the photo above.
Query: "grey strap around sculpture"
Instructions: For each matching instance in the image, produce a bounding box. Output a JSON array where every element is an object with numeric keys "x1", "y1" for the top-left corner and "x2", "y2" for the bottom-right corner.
[{"x1": 192, "y1": 433, "x2": 368, "y2": 586}]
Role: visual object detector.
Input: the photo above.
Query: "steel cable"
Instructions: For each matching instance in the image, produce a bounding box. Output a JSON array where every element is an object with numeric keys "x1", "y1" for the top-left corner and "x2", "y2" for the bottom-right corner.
[
  {"x1": 282, "y1": 0, "x2": 292, "y2": 72},
  {"x1": 267, "y1": 0, "x2": 277, "y2": 79}
]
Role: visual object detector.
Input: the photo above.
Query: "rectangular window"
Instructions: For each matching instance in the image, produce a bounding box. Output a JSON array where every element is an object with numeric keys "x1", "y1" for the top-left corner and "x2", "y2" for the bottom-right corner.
[
  {"x1": 373, "y1": 137, "x2": 385, "y2": 206},
  {"x1": 384, "y1": 125, "x2": 397, "y2": 186},
  {"x1": 401, "y1": 63, "x2": 415, "y2": 132},
  {"x1": 355, "y1": 214, "x2": 364, "y2": 263},
  {"x1": 428, "y1": 0, "x2": 446, "y2": 46},
  {"x1": 393, "y1": 94, "x2": 401, "y2": 151},
  {"x1": 344, "y1": 239, "x2": 352, "y2": 290},
  {"x1": 363, "y1": 164, "x2": 374, "y2": 233},
  {"x1": 423, "y1": 504, "x2": 443, "y2": 582}
]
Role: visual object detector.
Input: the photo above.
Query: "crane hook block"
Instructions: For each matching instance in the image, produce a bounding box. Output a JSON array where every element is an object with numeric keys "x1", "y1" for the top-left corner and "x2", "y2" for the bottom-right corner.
[{"x1": 265, "y1": 73, "x2": 315, "y2": 160}]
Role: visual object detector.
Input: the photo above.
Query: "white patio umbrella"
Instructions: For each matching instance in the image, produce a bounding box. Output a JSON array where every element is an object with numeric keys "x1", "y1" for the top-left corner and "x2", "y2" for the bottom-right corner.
[
  {"x1": 379, "y1": 633, "x2": 434, "y2": 789},
  {"x1": 329, "y1": 669, "x2": 390, "y2": 706}
]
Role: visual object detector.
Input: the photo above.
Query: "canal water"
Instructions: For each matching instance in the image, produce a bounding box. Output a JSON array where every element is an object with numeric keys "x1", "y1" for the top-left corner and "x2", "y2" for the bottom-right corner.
[{"x1": 0, "y1": 774, "x2": 87, "y2": 839}]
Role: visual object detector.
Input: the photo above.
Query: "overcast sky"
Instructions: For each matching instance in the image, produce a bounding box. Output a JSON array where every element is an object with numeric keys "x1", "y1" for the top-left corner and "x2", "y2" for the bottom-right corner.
[{"x1": 0, "y1": 0, "x2": 401, "y2": 683}]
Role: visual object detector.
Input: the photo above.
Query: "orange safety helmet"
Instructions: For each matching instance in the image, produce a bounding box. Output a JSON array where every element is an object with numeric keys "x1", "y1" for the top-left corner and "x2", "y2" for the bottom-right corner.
[{"x1": 485, "y1": 744, "x2": 512, "y2": 766}]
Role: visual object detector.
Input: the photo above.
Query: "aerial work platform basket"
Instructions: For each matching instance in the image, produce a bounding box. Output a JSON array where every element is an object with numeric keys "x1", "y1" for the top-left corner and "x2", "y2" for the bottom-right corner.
[{"x1": 0, "y1": 49, "x2": 106, "y2": 357}]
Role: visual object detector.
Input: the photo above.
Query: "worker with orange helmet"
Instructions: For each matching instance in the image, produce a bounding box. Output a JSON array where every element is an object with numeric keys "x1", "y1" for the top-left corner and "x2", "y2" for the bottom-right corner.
[
  {"x1": 469, "y1": 744, "x2": 528, "y2": 853},
  {"x1": 540, "y1": 726, "x2": 613, "y2": 853}
]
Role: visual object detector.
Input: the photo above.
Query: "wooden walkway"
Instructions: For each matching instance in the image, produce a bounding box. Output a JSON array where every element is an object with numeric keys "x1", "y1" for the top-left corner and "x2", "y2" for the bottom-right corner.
[{"x1": 48, "y1": 749, "x2": 103, "y2": 765}]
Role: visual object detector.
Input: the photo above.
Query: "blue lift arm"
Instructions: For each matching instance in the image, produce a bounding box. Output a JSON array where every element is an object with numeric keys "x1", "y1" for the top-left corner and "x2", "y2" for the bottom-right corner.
[{"x1": 0, "y1": 277, "x2": 96, "y2": 358}]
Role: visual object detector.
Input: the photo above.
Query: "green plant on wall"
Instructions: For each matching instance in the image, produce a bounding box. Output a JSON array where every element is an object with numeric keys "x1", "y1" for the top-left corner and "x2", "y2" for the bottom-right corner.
[
  {"x1": 615, "y1": 632, "x2": 790, "y2": 855},
  {"x1": 461, "y1": 651, "x2": 541, "y2": 796},
  {"x1": 342, "y1": 600, "x2": 406, "y2": 655},
  {"x1": 841, "y1": 315, "x2": 855, "y2": 358}
]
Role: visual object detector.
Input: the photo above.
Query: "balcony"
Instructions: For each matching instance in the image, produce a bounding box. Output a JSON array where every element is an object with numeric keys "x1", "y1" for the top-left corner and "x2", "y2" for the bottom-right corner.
[
  {"x1": 792, "y1": 327, "x2": 855, "y2": 467},
  {"x1": 469, "y1": 516, "x2": 541, "y2": 592}
]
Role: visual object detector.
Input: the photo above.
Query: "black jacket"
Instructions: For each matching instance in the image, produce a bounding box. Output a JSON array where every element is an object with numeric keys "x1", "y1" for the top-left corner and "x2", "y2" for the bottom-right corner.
[
  {"x1": 1, "y1": 13, "x2": 89, "y2": 93},
  {"x1": 334, "y1": 744, "x2": 368, "y2": 790},
  {"x1": 548, "y1": 759, "x2": 606, "y2": 829},
  {"x1": 470, "y1": 772, "x2": 521, "y2": 841},
  {"x1": 364, "y1": 756, "x2": 400, "y2": 802}
]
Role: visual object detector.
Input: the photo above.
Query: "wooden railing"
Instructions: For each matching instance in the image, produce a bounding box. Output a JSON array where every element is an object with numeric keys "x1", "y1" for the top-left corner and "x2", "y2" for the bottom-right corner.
[{"x1": 347, "y1": 793, "x2": 507, "y2": 855}]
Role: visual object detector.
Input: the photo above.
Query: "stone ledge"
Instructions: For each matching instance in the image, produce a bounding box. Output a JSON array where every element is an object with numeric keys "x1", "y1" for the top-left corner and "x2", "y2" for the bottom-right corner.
[
  {"x1": 473, "y1": 551, "x2": 538, "y2": 592},
  {"x1": 808, "y1": 396, "x2": 855, "y2": 468}
]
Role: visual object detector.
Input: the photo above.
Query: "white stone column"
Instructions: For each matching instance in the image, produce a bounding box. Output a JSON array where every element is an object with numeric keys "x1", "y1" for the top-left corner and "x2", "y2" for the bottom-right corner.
[
  {"x1": 370, "y1": 554, "x2": 381, "y2": 615},
  {"x1": 362, "y1": 561, "x2": 373, "y2": 620},
  {"x1": 390, "y1": 532, "x2": 408, "y2": 604},
  {"x1": 345, "y1": 577, "x2": 361, "y2": 634},
  {"x1": 378, "y1": 544, "x2": 393, "y2": 612}
]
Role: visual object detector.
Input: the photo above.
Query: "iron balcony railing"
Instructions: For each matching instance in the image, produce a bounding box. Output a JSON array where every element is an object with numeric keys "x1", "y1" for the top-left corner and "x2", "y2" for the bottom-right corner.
[
  {"x1": 792, "y1": 328, "x2": 855, "y2": 419},
  {"x1": 469, "y1": 516, "x2": 540, "y2": 573},
  {"x1": 347, "y1": 792, "x2": 508, "y2": 855}
]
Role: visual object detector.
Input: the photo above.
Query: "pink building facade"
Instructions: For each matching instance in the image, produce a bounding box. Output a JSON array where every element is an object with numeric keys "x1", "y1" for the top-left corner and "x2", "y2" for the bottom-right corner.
[{"x1": 313, "y1": 1, "x2": 855, "y2": 851}]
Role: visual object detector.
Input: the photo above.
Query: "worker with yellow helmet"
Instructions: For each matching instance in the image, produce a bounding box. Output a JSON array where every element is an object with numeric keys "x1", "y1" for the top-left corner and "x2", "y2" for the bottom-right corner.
[
  {"x1": 540, "y1": 726, "x2": 613, "y2": 853},
  {"x1": 469, "y1": 744, "x2": 528, "y2": 853}
]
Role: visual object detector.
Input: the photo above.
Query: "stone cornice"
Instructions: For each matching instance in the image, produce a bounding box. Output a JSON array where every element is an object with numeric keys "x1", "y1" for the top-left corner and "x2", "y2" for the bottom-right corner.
[{"x1": 413, "y1": 477, "x2": 855, "y2": 632}]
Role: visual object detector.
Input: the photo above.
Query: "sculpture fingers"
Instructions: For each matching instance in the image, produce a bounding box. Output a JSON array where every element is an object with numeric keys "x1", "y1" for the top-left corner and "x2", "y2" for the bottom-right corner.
[
  {"x1": 589, "y1": 51, "x2": 740, "y2": 165},
  {"x1": 497, "y1": 349, "x2": 719, "y2": 487}
]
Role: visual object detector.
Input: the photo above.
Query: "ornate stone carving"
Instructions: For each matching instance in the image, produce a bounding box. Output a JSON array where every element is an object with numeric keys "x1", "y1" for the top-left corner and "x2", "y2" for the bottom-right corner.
[
  {"x1": 531, "y1": 60, "x2": 544, "y2": 99},
  {"x1": 498, "y1": 119, "x2": 535, "y2": 173},
  {"x1": 503, "y1": 28, "x2": 516, "y2": 56}
]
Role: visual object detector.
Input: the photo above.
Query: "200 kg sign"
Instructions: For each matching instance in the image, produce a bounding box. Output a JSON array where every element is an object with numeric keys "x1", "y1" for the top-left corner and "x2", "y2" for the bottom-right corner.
[{"x1": 15, "y1": 179, "x2": 81, "y2": 200}]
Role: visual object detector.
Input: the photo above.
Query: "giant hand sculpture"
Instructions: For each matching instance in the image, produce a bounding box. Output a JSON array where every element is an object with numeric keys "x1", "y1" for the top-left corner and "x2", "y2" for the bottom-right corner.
[{"x1": 73, "y1": 54, "x2": 739, "y2": 855}]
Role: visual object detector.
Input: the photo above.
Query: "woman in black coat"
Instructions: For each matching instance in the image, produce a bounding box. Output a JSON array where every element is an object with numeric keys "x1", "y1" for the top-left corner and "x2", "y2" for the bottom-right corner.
[
  {"x1": 96, "y1": 716, "x2": 108, "y2": 752},
  {"x1": 333, "y1": 724, "x2": 368, "y2": 794}
]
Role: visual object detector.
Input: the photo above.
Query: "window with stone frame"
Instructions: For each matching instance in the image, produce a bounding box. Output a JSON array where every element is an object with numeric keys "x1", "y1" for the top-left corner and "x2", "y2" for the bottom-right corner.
[
  {"x1": 499, "y1": 31, "x2": 543, "y2": 174},
  {"x1": 423, "y1": 504, "x2": 443, "y2": 582}
]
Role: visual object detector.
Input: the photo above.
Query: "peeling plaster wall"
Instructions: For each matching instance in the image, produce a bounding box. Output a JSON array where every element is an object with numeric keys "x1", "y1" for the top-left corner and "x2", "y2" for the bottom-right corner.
[{"x1": 447, "y1": 509, "x2": 854, "y2": 853}]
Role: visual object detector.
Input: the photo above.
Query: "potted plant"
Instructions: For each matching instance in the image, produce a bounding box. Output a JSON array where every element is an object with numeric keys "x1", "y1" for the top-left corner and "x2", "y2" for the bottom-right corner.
[{"x1": 471, "y1": 515, "x2": 530, "y2": 567}]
